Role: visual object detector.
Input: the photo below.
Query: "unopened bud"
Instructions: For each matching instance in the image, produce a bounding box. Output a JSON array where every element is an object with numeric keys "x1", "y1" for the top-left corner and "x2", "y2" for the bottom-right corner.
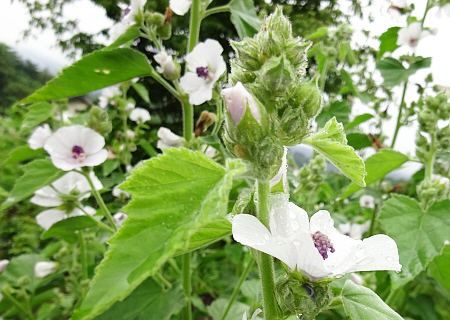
[
  {"x1": 86, "y1": 107, "x2": 112, "y2": 136},
  {"x1": 298, "y1": 75, "x2": 323, "y2": 118},
  {"x1": 0, "y1": 259, "x2": 9, "y2": 272},
  {"x1": 154, "y1": 51, "x2": 180, "y2": 81},
  {"x1": 221, "y1": 82, "x2": 261, "y2": 126},
  {"x1": 195, "y1": 111, "x2": 217, "y2": 137}
]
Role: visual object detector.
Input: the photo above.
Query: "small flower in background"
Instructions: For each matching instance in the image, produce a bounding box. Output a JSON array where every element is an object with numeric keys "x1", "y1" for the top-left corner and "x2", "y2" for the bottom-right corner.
[
  {"x1": 28, "y1": 124, "x2": 52, "y2": 150},
  {"x1": 242, "y1": 308, "x2": 262, "y2": 320},
  {"x1": 388, "y1": 0, "x2": 406, "y2": 20},
  {"x1": 126, "y1": 165, "x2": 133, "y2": 172},
  {"x1": 44, "y1": 125, "x2": 108, "y2": 171},
  {"x1": 337, "y1": 221, "x2": 371, "y2": 240},
  {"x1": 125, "y1": 102, "x2": 135, "y2": 111},
  {"x1": 109, "y1": 0, "x2": 146, "y2": 41},
  {"x1": 232, "y1": 194, "x2": 401, "y2": 282},
  {"x1": 31, "y1": 171, "x2": 103, "y2": 207},
  {"x1": 34, "y1": 261, "x2": 57, "y2": 278},
  {"x1": 350, "y1": 273, "x2": 363, "y2": 285},
  {"x1": 98, "y1": 85, "x2": 121, "y2": 109},
  {"x1": 180, "y1": 39, "x2": 226, "y2": 105},
  {"x1": 129, "y1": 108, "x2": 151, "y2": 123},
  {"x1": 221, "y1": 82, "x2": 261, "y2": 126},
  {"x1": 112, "y1": 185, "x2": 130, "y2": 198},
  {"x1": 36, "y1": 206, "x2": 96, "y2": 230},
  {"x1": 0, "y1": 259, "x2": 9, "y2": 272},
  {"x1": 157, "y1": 127, "x2": 183, "y2": 149},
  {"x1": 113, "y1": 212, "x2": 128, "y2": 227},
  {"x1": 397, "y1": 22, "x2": 430, "y2": 48},
  {"x1": 169, "y1": 0, "x2": 192, "y2": 15},
  {"x1": 437, "y1": 3, "x2": 450, "y2": 18},
  {"x1": 109, "y1": 22, "x2": 129, "y2": 42},
  {"x1": 126, "y1": 129, "x2": 136, "y2": 139},
  {"x1": 204, "y1": 146, "x2": 218, "y2": 159},
  {"x1": 154, "y1": 50, "x2": 180, "y2": 80},
  {"x1": 359, "y1": 195, "x2": 375, "y2": 209}
]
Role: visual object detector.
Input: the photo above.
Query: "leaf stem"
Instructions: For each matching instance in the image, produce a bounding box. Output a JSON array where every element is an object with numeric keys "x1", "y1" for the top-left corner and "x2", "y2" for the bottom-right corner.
[
  {"x1": 150, "y1": 68, "x2": 181, "y2": 102},
  {"x1": 256, "y1": 180, "x2": 279, "y2": 320},
  {"x1": 154, "y1": 270, "x2": 172, "y2": 289},
  {"x1": 421, "y1": 0, "x2": 431, "y2": 27},
  {"x1": 220, "y1": 258, "x2": 255, "y2": 320},
  {"x1": 319, "y1": 57, "x2": 329, "y2": 92},
  {"x1": 390, "y1": 81, "x2": 408, "y2": 149},
  {"x1": 81, "y1": 170, "x2": 118, "y2": 232},
  {"x1": 203, "y1": 4, "x2": 230, "y2": 19},
  {"x1": 182, "y1": 252, "x2": 192, "y2": 320},
  {"x1": 425, "y1": 131, "x2": 436, "y2": 180},
  {"x1": 368, "y1": 204, "x2": 377, "y2": 237},
  {"x1": 212, "y1": 99, "x2": 224, "y2": 135},
  {"x1": 77, "y1": 205, "x2": 116, "y2": 233},
  {"x1": 1, "y1": 289, "x2": 35, "y2": 320},
  {"x1": 77, "y1": 230, "x2": 88, "y2": 280}
]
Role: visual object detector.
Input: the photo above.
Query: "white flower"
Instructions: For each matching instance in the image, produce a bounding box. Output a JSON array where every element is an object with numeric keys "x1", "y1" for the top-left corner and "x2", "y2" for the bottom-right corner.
[
  {"x1": 122, "y1": 0, "x2": 146, "y2": 24},
  {"x1": 28, "y1": 124, "x2": 52, "y2": 150},
  {"x1": 113, "y1": 212, "x2": 128, "y2": 226},
  {"x1": 350, "y1": 273, "x2": 363, "y2": 285},
  {"x1": 391, "y1": 0, "x2": 406, "y2": 8},
  {"x1": 359, "y1": 195, "x2": 375, "y2": 209},
  {"x1": 242, "y1": 309, "x2": 262, "y2": 320},
  {"x1": 180, "y1": 39, "x2": 227, "y2": 105},
  {"x1": 270, "y1": 147, "x2": 288, "y2": 189},
  {"x1": 221, "y1": 82, "x2": 261, "y2": 126},
  {"x1": 129, "y1": 108, "x2": 151, "y2": 123},
  {"x1": 34, "y1": 261, "x2": 57, "y2": 278},
  {"x1": 36, "y1": 206, "x2": 96, "y2": 230},
  {"x1": 204, "y1": 146, "x2": 218, "y2": 158},
  {"x1": 169, "y1": 0, "x2": 192, "y2": 15},
  {"x1": 232, "y1": 194, "x2": 401, "y2": 282},
  {"x1": 388, "y1": 0, "x2": 406, "y2": 20},
  {"x1": 112, "y1": 185, "x2": 130, "y2": 198},
  {"x1": 397, "y1": 22, "x2": 430, "y2": 48},
  {"x1": 437, "y1": 3, "x2": 450, "y2": 18},
  {"x1": 337, "y1": 221, "x2": 371, "y2": 240},
  {"x1": 125, "y1": 102, "x2": 135, "y2": 111},
  {"x1": 109, "y1": 22, "x2": 129, "y2": 42},
  {"x1": 0, "y1": 259, "x2": 9, "y2": 272},
  {"x1": 154, "y1": 50, "x2": 178, "y2": 79},
  {"x1": 31, "y1": 171, "x2": 102, "y2": 207},
  {"x1": 126, "y1": 129, "x2": 136, "y2": 139},
  {"x1": 44, "y1": 125, "x2": 108, "y2": 171},
  {"x1": 98, "y1": 85, "x2": 121, "y2": 108},
  {"x1": 157, "y1": 127, "x2": 183, "y2": 149}
]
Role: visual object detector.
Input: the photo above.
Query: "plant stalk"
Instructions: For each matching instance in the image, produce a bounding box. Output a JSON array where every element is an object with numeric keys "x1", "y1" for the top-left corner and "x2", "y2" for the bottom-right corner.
[
  {"x1": 1, "y1": 289, "x2": 35, "y2": 320},
  {"x1": 256, "y1": 180, "x2": 278, "y2": 320},
  {"x1": 422, "y1": 0, "x2": 431, "y2": 27},
  {"x1": 203, "y1": 5, "x2": 230, "y2": 19},
  {"x1": 187, "y1": 0, "x2": 202, "y2": 53},
  {"x1": 77, "y1": 231, "x2": 89, "y2": 280},
  {"x1": 77, "y1": 206, "x2": 116, "y2": 233},
  {"x1": 182, "y1": 253, "x2": 192, "y2": 320},
  {"x1": 425, "y1": 132, "x2": 436, "y2": 180},
  {"x1": 391, "y1": 81, "x2": 408, "y2": 149},
  {"x1": 150, "y1": 68, "x2": 182, "y2": 102}
]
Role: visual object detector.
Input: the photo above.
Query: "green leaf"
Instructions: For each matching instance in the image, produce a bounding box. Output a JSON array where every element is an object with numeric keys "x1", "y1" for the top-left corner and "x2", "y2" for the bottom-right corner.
[
  {"x1": 185, "y1": 218, "x2": 232, "y2": 252},
  {"x1": 378, "y1": 27, "x2": 400, "y2": 59},
  {"x1": 106, "y1": 25, "x2": 141, "y2": 50},
  {"x1": 131, "y1": 82, "x2": 150, "y2": 104},
  {"x1": 21, "y1": 102, "x2": 54, "y2": 130},
  {"x1": 4, "y1": 145, "x2": 45, "y2": 164},
  {"x1": 379, "y1": 195, "x2": 450, "y2": 287},
  {"x1": 102, "y1": 160, "x2": 120, "y2": 177},
  {"x1": 41, "y1": 216, "x2": 99, "y2": 243},
  {"x1": 428, "y1": 246, "x2": 450, "y2": 295},
  {"x1": 70, "y1": 148, "x2": 245, "y2": 320},
  {"x1": 207, "y1": 298, "x2": 250, "y2": 320},
  {"x1": 339, "y1": 42, "x2": 356, "y2": 64},
  {"x1": 229, "y1": 0, "x2": 261, "y2": 39},
  {"x1": 1, "y1": 159, "x2": 65, "y2": 212},
  {"x1": 340, "y1": 150, "x2": 409, "y2": 199},
  {"x1": 92, "y1": 278, "x2": 184, "y2": 320},
  {"x1": 306, "y1": 27, "x2": 328, "y2": 40},
  {"x1": 22, "y1": 48, "x2": 153, "y2": 103},
  {"x1": 341, "y1": 280, "x2": 403, "y2": 320},
  {"x1": 1, "y1": 254, "x2": 47, "y2": 292},
  {"x1": 345, "y1": 113, "x2": 374, "y2": 130},
  {"x1": 316, "y1": 101, "x2": 351, "y2": 128},
  {"x1": 377, "y1": 57, "x2": 431, "y2": 87},
  {"x1": 304, "y1": 117, "x2": 366, "y2": 187},
  {"x1": 346, "y1": 133, "x2": 372, "y2": 150}
]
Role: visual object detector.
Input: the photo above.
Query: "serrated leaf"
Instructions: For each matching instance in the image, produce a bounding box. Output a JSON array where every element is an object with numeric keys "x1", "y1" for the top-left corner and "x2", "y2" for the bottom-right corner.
[
  {"x1": 131, "y1": 82, "x2": 150, "y2": 104},
  {"x1": 304, "y1": 117, "x2": 366, "y2": 187},
  {"x1": 340, "y1": 150, "x2": 409, "y2": 199},
  {"x1": 70, "y1": 148, "x2": 245, "y2": 320},
  {"x1": 185, "y1": 218, "x2": 232, "y2": 252},
  {"x1": 428, "y1": 245, "x2": 450, "y2": 295},
  {"x1": 377, "y1": 57, "x2": 431, "y2": 87},
  {"x1": 41, "y1": 216, "x2": 99, "y2": 243},
  {"x1": 1, "y1": 159, "x2": 65, "y2": 212},
  {"x1": 4, "y1": 145, "x2": 45, "y2": 164},
  {"x1": 106, "y1": 24, "x2": 141, "y2": 50},
  {"x1": 21, "y1": 102, "x2": 54, "y2": 130},
  {"x1": 22, "y1": 48, "x2": 153, "y2": 103},
  {"x1": 346, "y1": 133, "x2": 372, "y2": 150},
  {"x1": 316, "y1": 101, "x2": 351, "y2": 128},
  {"x1": 378, "y1": 27, "x2": 400, "y2": 59},
  {"x1": 378, "y1": 195, "x2": 450, "y2": 288},
  {"x1": 92, "y1": 278, "x2": 184, "y2": 320},
  {"x1": 341, "y1": 280, "x2": 403, "y2": 320},
  {"x1": 345, "y1": 113, "x2": 374, "y2": 130},
  {"x1": 229, "y1": 0, "x2": 261, "y2": 39}
]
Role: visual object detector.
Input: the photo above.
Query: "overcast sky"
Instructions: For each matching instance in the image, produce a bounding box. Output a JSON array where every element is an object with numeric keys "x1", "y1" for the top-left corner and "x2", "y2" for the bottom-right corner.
[{"x1": 0, "y1": 0, "x2": 449, "y2": 159}]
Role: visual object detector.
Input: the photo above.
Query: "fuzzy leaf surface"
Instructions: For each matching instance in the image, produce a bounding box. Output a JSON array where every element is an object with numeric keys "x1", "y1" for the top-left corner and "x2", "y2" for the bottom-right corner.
[
  {"x1": 70, "y1": 148, "x2": 245, "y2": 320},
  {"x1": 379, "y1": 195, "x2": 450, "y2": 287},
  {"x1": 428, "y1": 245, "x2": 450, "y2": 295},
  {"x1": 229, "y1": 0, "x2": 261, "y2": 39},
  {"x1": 22, "y1": 48, "x2": 153, "y2": 103}
]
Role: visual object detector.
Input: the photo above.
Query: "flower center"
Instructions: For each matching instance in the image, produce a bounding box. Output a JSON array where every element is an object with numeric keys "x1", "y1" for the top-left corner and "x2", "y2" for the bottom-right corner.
[
  {"x1": 122, "y1": 7, "x2": 131, "y2": 18},
  {"x1": 311, "y1": 231, "x2": 335, "y2": 260},
  {"x1": 72, "y1": 145, "x2": 85, "y2": 160},
  {"x1": 409, "y1": 38, "x2": 418, "y2": 46},
  {"x1": 196, "y1": 66, "x2": 209, "y2": 79}
]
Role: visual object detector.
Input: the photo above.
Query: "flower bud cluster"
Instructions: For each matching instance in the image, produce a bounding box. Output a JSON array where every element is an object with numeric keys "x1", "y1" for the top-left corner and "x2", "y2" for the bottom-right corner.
[
  {"x1": 296, "y1": 155, "x2": 326, "y2": 192},
  {"x1": 416, "y1": 176, "x2": 449, "y2": 210},
  {"x1": 222, "y1": 8, "x2": 322, "y2": 180},
  {"x1": 86, "y1": 107, "x2": 112, "y2": 137},
  {"x1": 144, "y1": 11, "x2": 172, "y2": 40}
]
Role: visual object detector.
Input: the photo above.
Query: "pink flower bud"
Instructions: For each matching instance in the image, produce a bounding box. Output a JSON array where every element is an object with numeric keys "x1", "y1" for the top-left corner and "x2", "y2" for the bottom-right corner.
[{"x1": 221, "y1": 82, "x2": 261, "y2": 126}]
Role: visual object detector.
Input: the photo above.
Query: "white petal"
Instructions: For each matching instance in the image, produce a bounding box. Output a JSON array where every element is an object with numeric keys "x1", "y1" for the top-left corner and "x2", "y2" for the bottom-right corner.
[
  {"x1": 170, "y1": 0, "x2": 192, "y2": 15},
  {"x1": 221, "y1": 82, "x2": 261, "y2": 125},
  {"x1": 109, "y1": 22, "x2": 129, "y2": 42},
  {"x1": 35, "y1": 261, "x2": 57, "y2": 278},
  {"x1": 129, "y1": 108, "x2": 151, "y2": 123},
  {"x1": 0, "y1": 259, "x2": 9, "y2": 273},
  {"x1": 269, "y1": 193, "x2": 309, "y2": 238},
  {"x1": 270, "y1": 147, "x2": 288, "y2": 188},
  {"x1": 232, "y1": 214, "x2": 298, "y2": 269},
  {"x1": 293, "y1": 232, "x2": 330, "y2": 281},
  {"x1": 157, "y1": 127, "x2": 182, "y2": 147},
  {"x1": 188, "y1": 81, "x2": 214, "y2": 105},
  {"x1": 408, "y1": 22, "x2": 423, "y2": 39},
  {"x1": 31, "y1": 186, "x2": 62, "y2": 207},
  {"x1": 36, "y1": 209, "x2": 67, "y2": 230},
  {"x1": 444, "y1": 3, "x2": 450, "y2": 16},
  {"x1": 79, "y1": 150, "x2": 109, "y2": 167},
  {"x1": 28, "y1": 124, "x2": 52, "y2": 150}
]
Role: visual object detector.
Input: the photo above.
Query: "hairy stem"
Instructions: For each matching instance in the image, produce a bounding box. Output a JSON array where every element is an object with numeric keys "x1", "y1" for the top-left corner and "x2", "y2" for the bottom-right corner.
[
  {"x1": 77, "y1": 205, "x2": 116, "y2": 233},
  {"x1": 77, "y1": 231, "x2": 88, "y2": 280},
  {"x1": 391, "y1": 81, "x2": 408, "y2": 149},
  {"x1": 150, "y1": 68, "x2": 181, "y2": 102},
  {"x1": 187, "y1": 0, "x2": 202, "y2": 53},
  {"x1": 182, "y1": 253, "x2": 192, "y2": 320},
  {"x1": 256, "y1": 180, "x2": 278, "y2": 320}
]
